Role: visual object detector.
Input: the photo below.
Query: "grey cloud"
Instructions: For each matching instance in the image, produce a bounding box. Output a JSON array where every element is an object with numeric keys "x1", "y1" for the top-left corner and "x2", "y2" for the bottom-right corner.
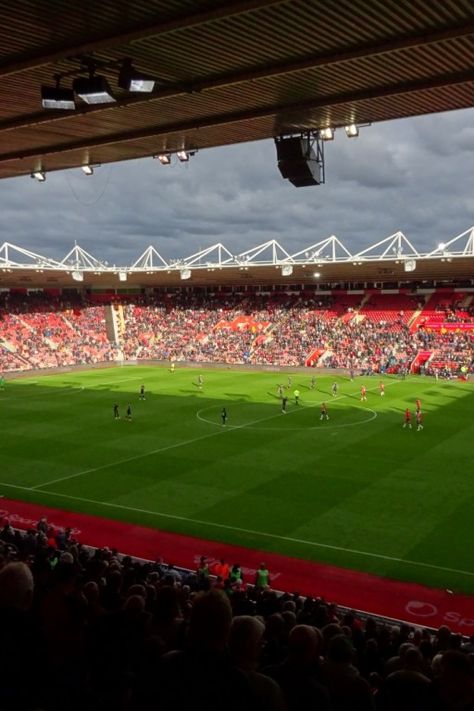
[{"x1": 0, "y1": 107, "x2": 473, "y2": 265}]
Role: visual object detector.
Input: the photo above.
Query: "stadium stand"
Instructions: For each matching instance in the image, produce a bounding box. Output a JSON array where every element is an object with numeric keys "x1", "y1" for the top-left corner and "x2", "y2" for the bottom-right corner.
[
  {"x1": 0, "y1": 290, "x2": 472, "y2": 376},
  {"x1": 0, "y1": 520, "x2": 472, "y2": 711}
]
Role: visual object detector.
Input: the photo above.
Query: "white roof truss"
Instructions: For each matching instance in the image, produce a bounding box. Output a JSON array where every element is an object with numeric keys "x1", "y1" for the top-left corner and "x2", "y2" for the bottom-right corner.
[
  {"x1": 131, "y1": 246, "x2": 169, "y2": 270},
  {"x1": 352, "y1": 231, "x2": 420, "y2": 260},
  {"x1": 181, "y1": 243, "x2": 235, "y2": 268},
  {"x1": 426, "y1": 226, "x2": 474, "y2": 257},
  {"x1": 0, "y1": 241, "x2": 62, "y2": 268},
  {"x1": 1, "y1": 228, "x2": 474, "y2": 277},
  {"x1": 236, "y1": 239, "x2": 293, "y2": 265},
  {"x1": 60, "y1": 244, "x2": 107, "y2": 270},
  {"x1": 290, "y1": 235, "x2": 352, "y2": 263}
]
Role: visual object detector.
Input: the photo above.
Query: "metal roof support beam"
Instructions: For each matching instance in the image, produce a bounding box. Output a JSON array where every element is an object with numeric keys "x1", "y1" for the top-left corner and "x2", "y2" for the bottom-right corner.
[
  {"x1": 60, "y1": 244, "x2": 106, "y2": 270},
  {"x1": 353, "y1": 231, "x2": 421, "y2": 260},
  {"x1": 237, "y1": 239, "x2": 292, "y2": 264},
  {"x1": 131, "y1": 246, "x2": 169, "y2": 269},
  {"x1": 290, "y1": 235, "x2": 352, "y2": 262},
  {"x1": 426, "y1": 226, "x2": 474, "y2": 257},
  {"x1": 0, "y1": 0, "x2": 285, "y2": 79},
  {"x1": 182, "y1": 243, "x2": 234, "y2": 267},
  {"x1": 0, "y1": 241, "x2": 62, "y2": 268},
  {"x1": 2, "y1": 19, "x2": 474, "y2": 136}
]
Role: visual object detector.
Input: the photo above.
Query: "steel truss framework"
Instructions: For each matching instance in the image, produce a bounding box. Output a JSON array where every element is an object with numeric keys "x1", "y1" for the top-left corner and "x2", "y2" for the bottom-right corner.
[{"x1": 0, "y1": 227, "x2": 473, "y2": 277}]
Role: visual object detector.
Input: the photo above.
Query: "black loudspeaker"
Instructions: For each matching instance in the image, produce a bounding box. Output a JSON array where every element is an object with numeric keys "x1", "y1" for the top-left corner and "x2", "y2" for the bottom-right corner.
[{"x1": 275, "y1": 136, "x2": 322, "y2": 187}]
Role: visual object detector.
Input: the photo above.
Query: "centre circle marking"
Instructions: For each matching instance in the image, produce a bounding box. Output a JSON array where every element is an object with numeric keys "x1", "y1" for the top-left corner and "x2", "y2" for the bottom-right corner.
[{"x1": 196, "y1": 403, "x2": 377, "y2": 430}]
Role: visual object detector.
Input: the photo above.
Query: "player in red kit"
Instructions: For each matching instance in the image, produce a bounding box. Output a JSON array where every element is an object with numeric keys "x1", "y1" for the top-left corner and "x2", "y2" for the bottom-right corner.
[
  {"x1": 379, "y1": 382, "x2": 385, "y2": 397},
  {"x1": 360, "y1": 385, "x2": 367, "y2": 401},
  {"x1": 403, "y1": 408, "x2": 412, "y2": 429},
  {"x1": 416, "y1": 410, "x2": 423, "y2": 431}
]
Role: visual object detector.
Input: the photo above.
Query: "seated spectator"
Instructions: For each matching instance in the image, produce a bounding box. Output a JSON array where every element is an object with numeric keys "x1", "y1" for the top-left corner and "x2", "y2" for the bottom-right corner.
[
  {"x1": 319, "y1": 633, "x2": 374, "y2": 710},
  {"x1": 230, "y1": 615, "x2": 286, "y2": 711},
  {"x1": 264, "y1": 624, "x2": 331, "y2": 711}
]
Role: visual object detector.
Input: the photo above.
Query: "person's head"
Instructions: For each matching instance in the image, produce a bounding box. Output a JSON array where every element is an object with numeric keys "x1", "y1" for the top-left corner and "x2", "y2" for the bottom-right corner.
[
  {"x1": 127, "y1": 584, "x2": 146, "y2": 599},
  {"x1": 327, "y1": 634, "x2": 354, "y2": 664},
  {"x1": 288, "y1": 624, "x2": 323, "y2": 664},
  {"x1": 404, "y1": 646, "x2": 423, "y2": 670},
  {"x1": 189, "y1": 589, "x2": 232, "y2": 651},
  {"x1": 282, "y1": 610, "x2": 297, "y2": 633},
  {"x1": 230, "y1": 615, "x2": 265, "y2": 669},
  {"x1": 439, "y1": 650, "x2": 473, "y2": 693},
  {"x1": 83, "y1": 580, "x2": 100, "y2": 604},
  {"x1": 123, "y1": 594, "x2": 146, "y2": 616},
  {"x1": 0, "y1": 562, "x2": 34, "y2": 611}
]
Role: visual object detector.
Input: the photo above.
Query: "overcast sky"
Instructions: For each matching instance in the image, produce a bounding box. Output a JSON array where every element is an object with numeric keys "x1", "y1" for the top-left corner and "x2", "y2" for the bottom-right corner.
[{"x1": 1, "y1": 107, "x2": 473, "y2": 267}]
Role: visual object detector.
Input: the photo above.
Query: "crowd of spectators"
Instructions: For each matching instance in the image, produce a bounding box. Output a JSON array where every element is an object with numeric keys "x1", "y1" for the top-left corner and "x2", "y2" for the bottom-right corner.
[
  {"x1": 0, "y1": 519, "x2": 473, "y2": 711},
  {"x1": 0, "y1": 293, "x2": 119, "y2": 371},
  {"x1": 0, "y1": 291, "x2": 473, "y2": 375}
]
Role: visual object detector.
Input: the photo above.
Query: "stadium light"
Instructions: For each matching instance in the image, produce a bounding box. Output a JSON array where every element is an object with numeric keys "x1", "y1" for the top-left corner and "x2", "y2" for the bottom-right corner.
[
  {"x1": 118, "y1": 271, "x2": 127, "y2": 282},
  {"x1": 344, "y1": 123, "x2": 359, "y2": 138},
  {"x1": 281, "y1": 265, "x2": 293, "y2": 276},
  {"x1": 313, "y1": 271, "x2": 321, "y2": 278},
  {"x1": 73, "y1": 75, "x2": 115, "y2": 104},
  {"x1": 41, "y1": 85, "x2": 76, "y2": 110},
  {"x1": 177, "y1": 150, "x2": 189, "y2": 162},
  {"x1": 81, "y1": 165, "x2": 94, "y2": 175},
  {"x1": 438, "y1": 242, "x2": 446, "y2": 251},
  {"x1": 155, "y1": 154, "x2": 171, "y2": 165},
  {"x1": 71, "y1": 271, "x2": 84, "y2": 282},
  {"x1": 31, "y1": 170, "x2": 46, "y2": 182},
  {"x1": 180, "y1": 268, "x2": 192, "y2": 280},
  {"x1": 320, "y1": 127, "x2": 335, "y2": 141},
  {"x1": 118, "y1": 59, "x2": 156, "y2": 93}
]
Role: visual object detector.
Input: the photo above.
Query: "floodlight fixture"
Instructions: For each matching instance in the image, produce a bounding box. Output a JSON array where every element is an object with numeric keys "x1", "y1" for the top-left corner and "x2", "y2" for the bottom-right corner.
[
  {"x1": 31, "y1": 170, "x2": 46, "y2": 182},
  {"x1": 313, "y1": 272, "x2": 321, "y2": 278},
  {"x1": 73, "y1": 75, "x2": 116, "y2": 104},
  {"x1": 72, "y1": 271, "x2": 84, "y2": 282},
  {"x1": 320, "y1": 127, "x2": 335, "y2": 141},
  {"x1": 81, "y1": 165, "x2": 94, "y2": 175},
  {"x1": 281, "y1": 265, "x2": 293, "y2": 276},
  {"x1": 41, "y1": 84, "x2": 76, "y2": 110},
  {"x1": 155, "y1": 154, "x2": 171, "y2": 165},
  {"x1": 118, "y1": 59, "x2": 156, "y2": 93},
  {"x1": 180, "y1": 268, "x2": 192, "y2": 280},
  {"x1": 177, "y1": 150, "x2": 189, "y2": 162},
  {"x1": 118, "y1": 271, "x2": 127, "y2": 282},
  {"x1": 438, "y1": 242, "x2": 446, "y2": 251},
  {"x1": 344, "y1": 123, "x2": 359, "y2": 138}
]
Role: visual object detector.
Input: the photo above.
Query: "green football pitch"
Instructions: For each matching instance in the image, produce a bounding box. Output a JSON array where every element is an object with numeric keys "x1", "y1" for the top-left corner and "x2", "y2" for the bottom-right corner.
[{"x1": 0, "y1": 366, "x2": 473, "y2": 593}]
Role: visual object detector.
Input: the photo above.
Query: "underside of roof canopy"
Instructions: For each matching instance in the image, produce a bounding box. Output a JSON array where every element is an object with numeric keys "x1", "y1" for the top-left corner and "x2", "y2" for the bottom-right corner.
[{"x1": 0, "y1": 0, "x2": 473, "y2": 180}]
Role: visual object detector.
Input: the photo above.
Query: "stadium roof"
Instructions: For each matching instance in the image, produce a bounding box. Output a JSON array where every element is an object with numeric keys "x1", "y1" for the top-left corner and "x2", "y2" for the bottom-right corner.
[
  {"x1": 1, "y1": 228, "x2": 473, "y2": 289},
  {"x1": 1, "y1": 0, "x2": 474, "y2": 181}
]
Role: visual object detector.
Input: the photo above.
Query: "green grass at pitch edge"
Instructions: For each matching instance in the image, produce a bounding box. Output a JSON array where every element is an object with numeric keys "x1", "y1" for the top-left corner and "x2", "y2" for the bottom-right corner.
[{"x1": 0, "y1": 366, "x2": 473, "y2": 594}]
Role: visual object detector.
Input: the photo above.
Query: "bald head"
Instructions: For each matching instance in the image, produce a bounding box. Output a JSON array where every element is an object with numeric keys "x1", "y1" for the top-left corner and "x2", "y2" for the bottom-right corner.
[
  {"x1": 0, "y1": 562, "x2": 34, "y2": 611},
  {"x1": 289, "y1": 625, "x2": 323, "y2": 663},
  {"x1": 230, "y1": 615, "x2": 265, "y2": 669}
]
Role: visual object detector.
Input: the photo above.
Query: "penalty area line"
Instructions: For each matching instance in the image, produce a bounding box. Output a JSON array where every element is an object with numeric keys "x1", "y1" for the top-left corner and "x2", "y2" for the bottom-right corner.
[{"x1": 0, "y1": 481, "x2": 473, "y2": 578}]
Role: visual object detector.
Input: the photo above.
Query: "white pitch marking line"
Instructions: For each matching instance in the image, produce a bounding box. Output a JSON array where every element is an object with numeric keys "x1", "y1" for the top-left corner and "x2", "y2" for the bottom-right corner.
[
  {"x1": 31, "y1": 380, "x2": 398, "y2": 490},
  {"x1": 0, "y1": 481, "x2": 473, "y2": 578},
  {"x1": 196, "y1": 378, "x2": 398, "y2": 428},
  {"x1": 197, "y1": 404, "x2": 378, "y2": 430}
]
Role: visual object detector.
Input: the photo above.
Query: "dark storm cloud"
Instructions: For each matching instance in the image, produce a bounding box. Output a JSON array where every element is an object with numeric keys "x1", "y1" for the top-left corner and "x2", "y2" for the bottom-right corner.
[{"x1": 0, "y1": 107, "x2": 473, "y2": 265}]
